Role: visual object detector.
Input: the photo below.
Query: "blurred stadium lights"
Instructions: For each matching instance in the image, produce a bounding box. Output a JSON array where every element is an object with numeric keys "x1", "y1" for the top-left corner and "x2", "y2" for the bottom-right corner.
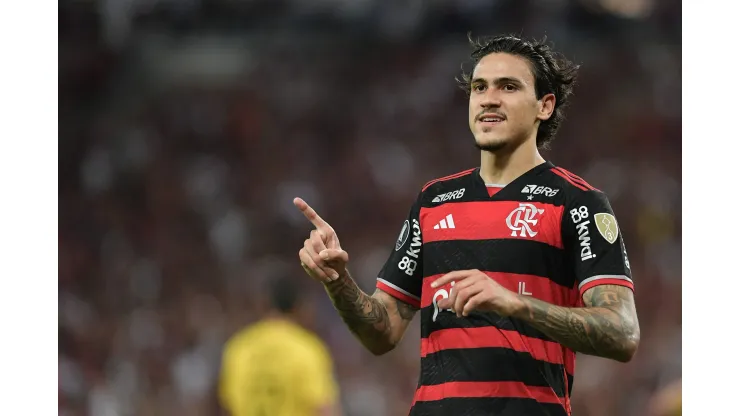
[
  {"x1": 579, "y1": 0, "x2": 655, "y2": 19},
  {"x1": 141, "y1": 35, "x2": 255, "y2": 86},
  {"x1": 602, "y1": 0, "x2": 654, "y2": 18}
]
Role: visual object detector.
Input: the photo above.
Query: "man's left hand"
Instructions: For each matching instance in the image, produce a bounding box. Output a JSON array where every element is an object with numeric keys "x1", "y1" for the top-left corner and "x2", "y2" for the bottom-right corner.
[{"x1": 431, "y1": 270, "x2": 523, "y2": 318}]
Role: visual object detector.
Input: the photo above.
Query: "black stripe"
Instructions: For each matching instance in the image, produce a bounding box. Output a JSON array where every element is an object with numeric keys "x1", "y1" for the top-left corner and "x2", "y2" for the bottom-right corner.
[
  {"x1": 410, "y1": 397, "x2": 568, "y2": 416},
  {"x1": 421, "y1": 239, "x2": 574, "y2": 289},
  {"x1": 420, "y1": 306, "x2": 555, "y2": 343},
  {"x1": 419, "y1": 348, "x2": 568, "y2": 398}
]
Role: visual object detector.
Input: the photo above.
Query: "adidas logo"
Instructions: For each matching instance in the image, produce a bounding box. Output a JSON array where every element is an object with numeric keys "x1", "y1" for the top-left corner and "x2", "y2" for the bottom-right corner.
[{"x1": 433, "y1": 214, "x2": 455, "y2": 229}]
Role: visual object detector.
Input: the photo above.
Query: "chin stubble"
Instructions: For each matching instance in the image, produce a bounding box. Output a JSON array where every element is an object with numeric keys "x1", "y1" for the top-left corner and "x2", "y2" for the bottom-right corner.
[{"x1": 475, "y1": 140, "x2": 509, "y2": 153}]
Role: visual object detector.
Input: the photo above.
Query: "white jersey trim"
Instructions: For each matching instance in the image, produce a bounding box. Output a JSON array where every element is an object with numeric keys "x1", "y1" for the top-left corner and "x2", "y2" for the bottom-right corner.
[
  {"x1": 377, "y1": 278, "x2": 421, "y2": 301},
  {"x1": 578, "y1": 274, "x2": 633, "y2": 290}
]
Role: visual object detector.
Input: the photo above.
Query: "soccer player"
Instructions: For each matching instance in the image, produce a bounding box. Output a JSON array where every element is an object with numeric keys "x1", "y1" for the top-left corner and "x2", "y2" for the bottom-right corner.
[
  {"x1": 295, "y1": 34, "x2": 640, "y2": 415},
  {"x1": 219, "y1": 276, "x2": 341, "y2": 416}
]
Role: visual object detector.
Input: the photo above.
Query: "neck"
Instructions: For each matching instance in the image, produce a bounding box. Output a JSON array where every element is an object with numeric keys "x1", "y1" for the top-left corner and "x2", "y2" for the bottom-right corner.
[{"x1": 479, "y1": 140, "x2": 545, "y2": 185}]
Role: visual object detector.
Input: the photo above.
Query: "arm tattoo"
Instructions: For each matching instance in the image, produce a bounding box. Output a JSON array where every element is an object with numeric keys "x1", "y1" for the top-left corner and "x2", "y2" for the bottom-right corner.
[
  {"x1": 395, "y1": 298, "x2": 418, "y2": 321},
  {"x1": 322, "y1": 271, "x2": 395, "y2": 354},
  {"x1": 513, "y1": 285, "x2": 640, "y2": 362}
]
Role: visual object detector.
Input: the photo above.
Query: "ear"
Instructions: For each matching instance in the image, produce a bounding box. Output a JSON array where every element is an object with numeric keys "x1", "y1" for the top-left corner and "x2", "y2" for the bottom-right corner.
[{"x1": 537, "y1": 93, "x2": 556, "y2": 122}]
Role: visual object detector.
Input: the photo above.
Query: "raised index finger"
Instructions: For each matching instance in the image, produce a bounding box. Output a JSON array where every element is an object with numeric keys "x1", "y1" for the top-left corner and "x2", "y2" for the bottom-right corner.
[{"x1": 293, "y1": 197, "x2": 329, "y2": 229}]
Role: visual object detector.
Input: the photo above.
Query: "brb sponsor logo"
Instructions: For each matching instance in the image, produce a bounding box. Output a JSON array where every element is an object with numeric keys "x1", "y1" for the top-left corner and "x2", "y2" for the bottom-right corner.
[
  {"x1": 570, "y1": 206, "x2": 595, "y2": 261},
  {"x1": 397, "y1": 219, "x2": 422, "y2": 276},
  {"x1": 521, "y1": 184, "x2": 560, "y2": 197},
  {"x1": 432, "y1": 280, "x2": 455, "y2": 322},
  {"x1": 432, "y1": 188, "x2": 465, "y2": 203},
  {"x1": 506, "y1": 203, "x2": 544, "y2": 238}
]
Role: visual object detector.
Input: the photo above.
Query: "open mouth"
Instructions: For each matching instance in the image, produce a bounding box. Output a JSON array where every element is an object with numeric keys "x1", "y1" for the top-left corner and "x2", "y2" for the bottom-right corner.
[{"x1": 478, "y1": 114, "x2": 505, "y2": 124}]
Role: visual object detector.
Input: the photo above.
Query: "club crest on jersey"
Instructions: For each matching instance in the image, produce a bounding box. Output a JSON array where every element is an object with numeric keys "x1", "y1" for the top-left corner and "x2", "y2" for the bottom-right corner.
[
  {"x1": 521, "y1": 185, "x2": 559, "y2": 197},
  {"x1": 395, "y1": 220, "x2": 410, "y2": 251},
  {"x1": 506, "y1": 203, "x2": 544, "y2": 238},
  {"x1": 595, "y1": 213, "x2": 619, "y2": 244}
]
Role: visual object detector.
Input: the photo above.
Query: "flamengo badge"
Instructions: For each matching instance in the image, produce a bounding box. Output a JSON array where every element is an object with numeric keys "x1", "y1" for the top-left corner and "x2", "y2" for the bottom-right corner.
[{"x1": 506, "y1": 203, "x2": 544, "y2": 238}]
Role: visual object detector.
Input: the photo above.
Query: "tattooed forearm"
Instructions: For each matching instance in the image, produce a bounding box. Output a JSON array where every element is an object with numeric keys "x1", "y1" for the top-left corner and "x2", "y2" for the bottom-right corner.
[
  {"x1": 323, "y1": 271, "x2": 415, "y2": 355},
  {"x1": 396, "y1": 298, "x2": 417, "y2": 320},
  {"x1": 512, "y1": 285, "x2": 640, "y2": 362}
]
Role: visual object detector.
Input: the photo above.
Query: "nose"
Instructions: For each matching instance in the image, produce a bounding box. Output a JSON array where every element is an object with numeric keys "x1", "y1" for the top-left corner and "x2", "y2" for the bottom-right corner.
[{"x1": 479, "y1": 89, "x2": 502, "y2": 108}]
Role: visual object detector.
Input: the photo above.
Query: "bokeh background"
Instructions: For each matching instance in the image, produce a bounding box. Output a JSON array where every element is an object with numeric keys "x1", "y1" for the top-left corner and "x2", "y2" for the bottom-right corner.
[{"x1": 58, "y1": 1, "x2": 681, "y2": 415}]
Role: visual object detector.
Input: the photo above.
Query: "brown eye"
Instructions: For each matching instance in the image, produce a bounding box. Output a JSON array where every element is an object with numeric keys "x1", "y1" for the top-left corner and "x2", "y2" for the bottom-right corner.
[
  {"x1": 472, "y1": 84, "x2": 486, "y2": 93},
  {"x1": 503, "y1": 84, "x2": 517, "y2": 92}
]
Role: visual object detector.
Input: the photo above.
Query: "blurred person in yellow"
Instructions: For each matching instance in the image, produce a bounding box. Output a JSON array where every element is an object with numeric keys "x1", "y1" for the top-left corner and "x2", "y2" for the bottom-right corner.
[
  {"x1": 219, "y1": 276, "x2": 342, "y2": 416},
  {"x1": 648, "y1": 378, "x2": 681, "y2": 416}
]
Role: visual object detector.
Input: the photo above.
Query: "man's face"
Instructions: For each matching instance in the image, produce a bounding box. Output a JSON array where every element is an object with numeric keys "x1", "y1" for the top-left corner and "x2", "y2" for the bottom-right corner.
[{"x1": 468, "y1": 53, "x2": 555, "y2": 152}]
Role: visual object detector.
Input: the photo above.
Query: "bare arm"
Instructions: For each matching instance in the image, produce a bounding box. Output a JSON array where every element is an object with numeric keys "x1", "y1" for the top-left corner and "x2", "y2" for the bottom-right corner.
[
  {"x1": 323, "y1": 270, "x2": 418, "y2": 355},
  {"x1": 512, "y1": 284, "x2": 640, "y2": 362}
]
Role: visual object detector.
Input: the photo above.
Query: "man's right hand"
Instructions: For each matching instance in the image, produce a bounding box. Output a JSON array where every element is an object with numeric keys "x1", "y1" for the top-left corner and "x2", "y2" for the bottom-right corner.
[{"x1": 294, "y1": 197, "x2": 349, "y2": 283}]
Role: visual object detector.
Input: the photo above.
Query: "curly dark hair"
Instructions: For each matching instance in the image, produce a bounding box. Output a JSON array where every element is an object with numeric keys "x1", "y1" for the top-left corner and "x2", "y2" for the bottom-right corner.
[{"x1": 458, "y1": 34, "x2": 580, "y2": 149}]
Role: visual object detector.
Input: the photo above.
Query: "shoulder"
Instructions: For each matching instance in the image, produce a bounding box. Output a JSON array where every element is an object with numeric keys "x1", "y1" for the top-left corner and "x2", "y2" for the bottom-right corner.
[
  {"x1": 295, "y1": 328, "x2": 333, "y2": 360},
  {"x1": 267, "y1": 321, "x2": 332, "y2": 360},
  {"x1": 221, "y1": 328, "x2": 252, "y2": 367},
  {"x1": 421, "y1": 167, "x2": 476, "y2": 193},
  {"x1": 547, "y1": 164, "x2": 600, "y2": 193},
  {"x1": 545, "y1": 164, "x2": 613, "y2": 206},
  {"x1": 222, "y1": 322, "x2": 262, "y2": 352},
  {"x1": 420, "y1": 167, "x2": 476, "y2": 200}
]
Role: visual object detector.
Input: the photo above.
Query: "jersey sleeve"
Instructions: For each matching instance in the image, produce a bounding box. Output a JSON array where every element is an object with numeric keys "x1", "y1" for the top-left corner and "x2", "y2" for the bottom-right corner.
[
  {"x1": 375, "y1": 192, "x2": 424, "y2": 309},
  {"x1": 562, "y1": 190, "x2": 634, "y2": 299}
]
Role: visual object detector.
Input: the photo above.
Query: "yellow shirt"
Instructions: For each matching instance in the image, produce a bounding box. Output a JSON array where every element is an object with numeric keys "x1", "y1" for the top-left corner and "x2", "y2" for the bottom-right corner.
[{"x1": 219, "y1": 319, "x2": 339, "y2": 416}]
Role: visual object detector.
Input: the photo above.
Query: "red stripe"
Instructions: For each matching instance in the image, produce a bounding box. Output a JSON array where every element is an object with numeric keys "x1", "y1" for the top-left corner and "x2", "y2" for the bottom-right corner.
[
  {"x1": 579, "y1": 278, "x2": 634, "y2": 298},
  {"x1": 422, "y1": 168, "x2": 476, "y2": 192},
  {"x1": 554, "y1": 167, "x2": 597, "y2": 190},
  {"x1": 420, "y1": 201, "x2": 564, "y2": 249},
  {"x1": 376, "y1": 280, "x2": 421, "y2": 308},
  {"x1": 550, "y1": 169, "x2": 589, "y2": 192},
  {"x1": 552, "y1": 167, "x2": 597, "y2": 191},
  {"x1": 421, "y1": 272, "x2": 578, "y2": 309},
  {"x1": 420, "y1": 327, "x2": 576, "y2": 375},
  {"x1": 412, "y1": 381, "x2": 566, "y2": 407}
]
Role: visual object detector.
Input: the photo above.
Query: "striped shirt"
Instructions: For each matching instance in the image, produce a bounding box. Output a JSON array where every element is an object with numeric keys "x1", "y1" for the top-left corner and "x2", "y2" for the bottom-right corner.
[{"x1": 376, "y1": 162, "x2": 634, "y2": 416}]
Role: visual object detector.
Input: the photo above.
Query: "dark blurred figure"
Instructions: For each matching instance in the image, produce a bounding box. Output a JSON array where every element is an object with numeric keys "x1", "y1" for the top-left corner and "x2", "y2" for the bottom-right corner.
[{"x1": 219, "y1": 277, "x2": 341, "y2": 416}]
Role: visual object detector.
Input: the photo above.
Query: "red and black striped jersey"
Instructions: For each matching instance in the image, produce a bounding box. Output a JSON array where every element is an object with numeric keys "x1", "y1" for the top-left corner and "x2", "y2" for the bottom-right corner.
[{"x1": 376, "y1": 161, "x2": 634, "y2": 416}]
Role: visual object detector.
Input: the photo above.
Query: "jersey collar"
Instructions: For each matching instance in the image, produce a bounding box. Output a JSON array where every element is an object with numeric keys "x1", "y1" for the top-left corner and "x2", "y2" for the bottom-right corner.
[{"x1": 471, "y1": 160, "x2": 554, "y2": 199}]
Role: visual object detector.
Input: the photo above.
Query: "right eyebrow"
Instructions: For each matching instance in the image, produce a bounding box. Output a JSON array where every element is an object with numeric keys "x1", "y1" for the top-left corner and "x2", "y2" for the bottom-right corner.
[{"x1": 492, "y1": 77, "x2": 525, "y2": 87}]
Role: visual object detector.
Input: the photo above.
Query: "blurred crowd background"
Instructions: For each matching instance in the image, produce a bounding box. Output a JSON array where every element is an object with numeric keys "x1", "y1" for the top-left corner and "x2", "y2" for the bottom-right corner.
[{"x1": 58, "y1": 0, "x2": 681, "y2": 415}]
